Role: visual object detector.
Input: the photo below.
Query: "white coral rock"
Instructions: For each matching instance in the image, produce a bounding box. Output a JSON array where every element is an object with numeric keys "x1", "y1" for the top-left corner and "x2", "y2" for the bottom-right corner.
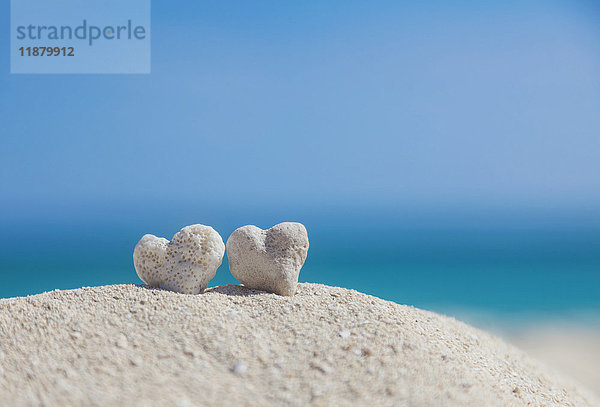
[
  {"x1": 133, "y1": 225, "x2": 225, "y2": 294},
  {"x1": 226, "y1": 222, "x2": 309, "y2": 296}
]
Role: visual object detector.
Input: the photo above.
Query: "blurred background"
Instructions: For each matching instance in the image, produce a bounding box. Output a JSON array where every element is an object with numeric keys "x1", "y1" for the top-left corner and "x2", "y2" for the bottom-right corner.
[{"x1": 1, "y1": 0, "x2": 599, "y2": 395}]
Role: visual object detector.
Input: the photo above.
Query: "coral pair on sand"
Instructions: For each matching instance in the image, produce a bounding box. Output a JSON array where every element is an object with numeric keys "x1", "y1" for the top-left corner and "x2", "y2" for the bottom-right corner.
[{"x1": 133, "y1": 222, "x2": 309, "y2": 296}]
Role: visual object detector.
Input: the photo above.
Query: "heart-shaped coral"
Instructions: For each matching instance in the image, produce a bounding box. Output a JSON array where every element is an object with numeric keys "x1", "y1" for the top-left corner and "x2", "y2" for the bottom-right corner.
[
  {"x1": 226, "y1": 222, "x2": 309, "y2": 296},
  {"x1": 133, "y1": 224, "x2": 225, "y2": 294}
]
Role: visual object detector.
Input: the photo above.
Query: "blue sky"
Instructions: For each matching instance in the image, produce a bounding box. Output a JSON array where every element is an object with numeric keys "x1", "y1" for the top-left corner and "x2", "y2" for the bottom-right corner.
[
  {"x1": 1, "y1": 0, "x2": 599, "y2": 221},
  {"x1": 0, "y1": 1, "x2": 599, "y2": 308}
]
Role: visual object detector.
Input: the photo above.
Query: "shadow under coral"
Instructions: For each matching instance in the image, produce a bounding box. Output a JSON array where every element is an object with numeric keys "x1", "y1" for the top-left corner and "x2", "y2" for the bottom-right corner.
[{"x1": 135, "y1": 283, "x2": 269, "y2": 297}]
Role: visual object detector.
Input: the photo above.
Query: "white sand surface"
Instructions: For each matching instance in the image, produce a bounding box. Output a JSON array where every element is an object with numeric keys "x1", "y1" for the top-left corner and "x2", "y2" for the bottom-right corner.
[
  {"x1": 511, "y1": 325, "x2": 600, "y2": 400},
  {"x1": 0, "y1": 283, "x2": 596, "y2": 407}
]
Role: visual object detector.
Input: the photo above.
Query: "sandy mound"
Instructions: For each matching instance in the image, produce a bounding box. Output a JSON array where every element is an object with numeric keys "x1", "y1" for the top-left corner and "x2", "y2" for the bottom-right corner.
[{"x1": 0, "y1": 283, "x2": 595, "y2": 407}]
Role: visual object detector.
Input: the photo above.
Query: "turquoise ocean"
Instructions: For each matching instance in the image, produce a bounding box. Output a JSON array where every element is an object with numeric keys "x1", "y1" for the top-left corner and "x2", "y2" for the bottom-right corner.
[{"x1": 2, "y1": 205, "x2": 599, "y2": 330}]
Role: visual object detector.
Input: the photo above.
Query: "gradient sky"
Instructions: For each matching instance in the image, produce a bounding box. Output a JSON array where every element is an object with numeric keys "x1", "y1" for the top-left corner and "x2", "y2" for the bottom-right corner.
[{"x1": 1, "y1": 0, "x2": 599, "y2": 221}]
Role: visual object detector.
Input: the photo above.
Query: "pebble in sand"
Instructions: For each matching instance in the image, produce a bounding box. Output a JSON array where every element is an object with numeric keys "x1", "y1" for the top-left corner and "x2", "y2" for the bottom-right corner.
[
  {"x1": 226, "y1": 222, "x2": 309, "y2": 296},
  {"x1": 133, "y1": 224, "x2": 225, "y2": 294}
]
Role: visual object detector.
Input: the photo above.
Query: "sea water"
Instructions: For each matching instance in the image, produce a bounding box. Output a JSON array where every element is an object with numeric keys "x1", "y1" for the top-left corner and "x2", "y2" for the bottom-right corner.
[{"x1": 1, "y1": 212, "x2": 598, "y2": 329}]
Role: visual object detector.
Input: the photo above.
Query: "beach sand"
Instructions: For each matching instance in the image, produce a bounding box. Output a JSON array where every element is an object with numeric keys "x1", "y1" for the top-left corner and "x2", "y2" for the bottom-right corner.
[
  {"x1": 0, "y1": 283, "x2": 596, "y2": 407},
  {"x1": 510, "y1": 325, "x2": 600, "y2": 400}
]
